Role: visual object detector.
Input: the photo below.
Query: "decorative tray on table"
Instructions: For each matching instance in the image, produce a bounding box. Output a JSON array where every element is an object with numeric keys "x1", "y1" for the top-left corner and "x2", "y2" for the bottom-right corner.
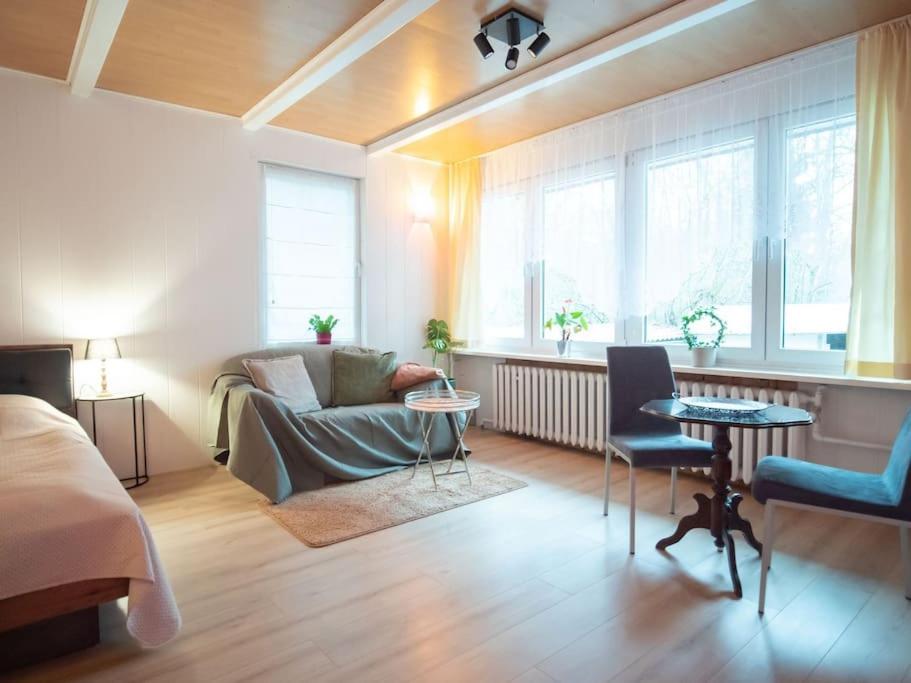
[{"x1": 677, "y1": 396, "x2": 770, "y2": 413}]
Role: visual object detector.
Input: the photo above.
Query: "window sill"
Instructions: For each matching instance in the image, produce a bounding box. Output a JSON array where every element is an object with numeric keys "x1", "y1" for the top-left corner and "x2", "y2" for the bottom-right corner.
[{"x1": 454, "y1": 347, "x2": 911, "y2": 392}]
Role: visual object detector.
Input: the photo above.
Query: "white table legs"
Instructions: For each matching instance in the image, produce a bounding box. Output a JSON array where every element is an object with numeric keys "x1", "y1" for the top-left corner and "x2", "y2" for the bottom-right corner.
[
  {"x1": 411, "y1": 410, "x2": 474, "y2": 489},
  {"x1": 412, "y1": 411, "x2": 439, "y2": 488}
]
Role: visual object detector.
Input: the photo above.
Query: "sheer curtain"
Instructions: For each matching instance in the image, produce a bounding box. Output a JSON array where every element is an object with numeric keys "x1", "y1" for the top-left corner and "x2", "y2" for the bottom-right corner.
[
  {"x1": 476, "y1": 37, "x2": 857, "y2": 359},
  {"x1": 846, "y1": 18, "x2": 911, "y2": 379},
  {"x1": 447, "y1": 158, "x2": 482, "y2": 342}
]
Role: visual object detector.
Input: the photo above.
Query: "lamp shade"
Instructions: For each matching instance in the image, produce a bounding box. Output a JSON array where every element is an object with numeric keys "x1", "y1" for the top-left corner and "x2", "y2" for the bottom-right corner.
[{"x1": 85, "y1": 338, "x2": 121, "y2": 361}]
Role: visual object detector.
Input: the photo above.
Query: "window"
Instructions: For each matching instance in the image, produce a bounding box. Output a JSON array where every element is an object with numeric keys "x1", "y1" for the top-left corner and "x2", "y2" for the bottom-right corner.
[
  {"x1": 781, "y1": 116, "x2": 856, "y2": 351},
  {"x1": 262, "y1": 164, "x2": 359, "y2": 345},
  {"x1": 645, "y1": 140, "x2": 755, "y2": 348},
  {"x1": 542, "y1": 175, "x2": 617, "y2": 343},
  {"x1": 480, "y1": 192, "x2": 526, "y2": 341},
  {"x1": 475, "y1": 38, "x2": 856, "y2": 370}
]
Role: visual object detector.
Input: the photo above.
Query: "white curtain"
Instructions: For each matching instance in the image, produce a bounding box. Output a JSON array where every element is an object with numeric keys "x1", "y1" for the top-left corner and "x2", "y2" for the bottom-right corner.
[{"x1": 478, "y1": 37, "x2": 856, "y2": 348}]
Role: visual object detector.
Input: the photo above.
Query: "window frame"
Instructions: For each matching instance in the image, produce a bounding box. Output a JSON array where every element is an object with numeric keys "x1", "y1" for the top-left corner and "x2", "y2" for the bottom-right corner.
[
  {"x1": 625, "y1": 124, "x2": 766, "y2": 367},
  {"x1": 763, "y1": 106, "x2": 856, "y2": 371},
  {"x1": 476, "y1": 104, "x2": 856, "y2": 374},
  {"x1": 259, "y1": 162, "x2": 363, "y2": 347},
  {"x1": 477, "y1": 188, "x2": 533, "y2": 349},
  {"x1": 531, "y1": 169, "x2": 623, "y2": 356}
]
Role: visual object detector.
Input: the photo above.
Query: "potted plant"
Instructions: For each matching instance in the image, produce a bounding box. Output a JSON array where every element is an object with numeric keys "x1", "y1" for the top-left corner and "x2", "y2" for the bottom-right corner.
[
  {"x1": 544, "y1": 302, "x2": 589, "y2": 357},
  {"x1": 309, "y1": 314, "x2": 339, "y2": 345},
  {"x1": 681, "y1": 306, "x2": 726, "y2": 367},
  {"x1": 423, "y1": 318, "x2": 465, "y2": 383}
]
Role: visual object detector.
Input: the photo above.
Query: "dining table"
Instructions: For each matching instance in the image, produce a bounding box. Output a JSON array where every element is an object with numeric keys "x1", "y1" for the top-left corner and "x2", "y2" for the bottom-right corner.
[{"x1": 640, "y1": 398, "x2": 814, "y2": 597}]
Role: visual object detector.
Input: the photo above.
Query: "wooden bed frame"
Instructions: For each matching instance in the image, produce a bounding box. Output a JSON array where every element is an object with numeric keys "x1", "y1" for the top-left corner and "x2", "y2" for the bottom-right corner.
[{"x1": 0, "y1": 344, "x2": 132, "y2": 672}]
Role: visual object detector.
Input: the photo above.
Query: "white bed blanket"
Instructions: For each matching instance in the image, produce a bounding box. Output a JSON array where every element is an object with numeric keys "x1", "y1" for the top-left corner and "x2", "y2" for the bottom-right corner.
[{"x1": 0, "y1": 394, "x2": 180, "y2": 647}]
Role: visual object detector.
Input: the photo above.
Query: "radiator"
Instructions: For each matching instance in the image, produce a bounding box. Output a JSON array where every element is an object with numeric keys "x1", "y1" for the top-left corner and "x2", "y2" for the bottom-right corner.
[{"x1": 491, "y1": 363, "x2": 809, "y2": 484}]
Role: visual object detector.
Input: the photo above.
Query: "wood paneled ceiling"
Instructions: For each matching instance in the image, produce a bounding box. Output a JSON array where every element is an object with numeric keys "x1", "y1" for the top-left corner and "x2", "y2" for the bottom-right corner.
[
  {"x1": 398, "y1": 0, "x2": 911, "y2": 161},
  {"x1": 270, "y1": 0, "x2": 679, "y2": 143},
  {"x1": 0, "y1": 0, "x2": 86, "y2": 80},
  {"x1": 1, "y1": 0, "x2": 910, "y2": 163},
  {"x1": 96, "y1": 0, "x2": 383, "y2": 117}
]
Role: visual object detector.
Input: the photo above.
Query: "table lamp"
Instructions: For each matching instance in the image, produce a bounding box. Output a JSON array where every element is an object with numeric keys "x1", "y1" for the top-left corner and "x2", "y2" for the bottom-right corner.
[{"x1": 85, "y1": 338, "x2": 121, "y2": 397}]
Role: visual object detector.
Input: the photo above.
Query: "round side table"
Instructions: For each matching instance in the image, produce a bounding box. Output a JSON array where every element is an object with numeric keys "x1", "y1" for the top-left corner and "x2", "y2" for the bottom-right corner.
[
  {"x1": 76, "y1": 392, "x2": 149, "y2": 490},
  {"x1": 404, "y1": 388, "x2": 480, "y2": 489}
]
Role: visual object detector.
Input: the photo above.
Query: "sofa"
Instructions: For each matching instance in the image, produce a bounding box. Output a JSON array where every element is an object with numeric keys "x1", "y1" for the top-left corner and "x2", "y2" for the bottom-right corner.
[{"x1": 207, "y1": 344, "x2": 463, "y2": 503}]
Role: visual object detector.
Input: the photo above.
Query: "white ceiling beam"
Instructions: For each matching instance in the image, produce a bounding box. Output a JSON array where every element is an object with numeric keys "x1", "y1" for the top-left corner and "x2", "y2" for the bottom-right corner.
[
  {"x1": 367, "y1": 0, "x2": 755, "y2": 155},
  {"x1": 242, "y1": 0, "x2": 441, "y2": 131},
  {"x1": 68, "y1": 0, "x2": 130, "y2": 97}
]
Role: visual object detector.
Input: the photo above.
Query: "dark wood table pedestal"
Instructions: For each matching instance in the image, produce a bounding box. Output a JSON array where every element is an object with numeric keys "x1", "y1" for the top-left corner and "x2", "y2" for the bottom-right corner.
[
  {"x1": 655, "y1": 424, "x2": 762, "y2": 597},
  {"x1": 641, "y1": 398, "x2": 814, "y2": 599}
]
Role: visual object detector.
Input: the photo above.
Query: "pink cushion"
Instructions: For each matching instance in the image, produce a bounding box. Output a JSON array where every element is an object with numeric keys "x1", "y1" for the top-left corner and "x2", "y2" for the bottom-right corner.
[{"x1": 391, "y1": 363, "x2": 445, "y2": 391}]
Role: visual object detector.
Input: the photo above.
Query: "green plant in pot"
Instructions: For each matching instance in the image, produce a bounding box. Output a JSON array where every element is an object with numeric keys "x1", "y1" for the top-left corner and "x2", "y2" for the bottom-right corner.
[
  {"x1": 681, "y1": 306, "x2": 726, "y2": 367},
  {"x1": 423, "y1": 318, "x2": 465, "y2": 383},
  {"x1": 309, "y1": 314, "x2": 339, "y2": 345},
  {"x1": 544, "y1": 302, "x2": 589, "y2": 357}
]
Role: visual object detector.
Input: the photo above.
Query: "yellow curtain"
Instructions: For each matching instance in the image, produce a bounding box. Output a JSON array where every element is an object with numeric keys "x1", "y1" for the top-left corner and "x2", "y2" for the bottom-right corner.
[
  {"x1": 447, "y1": 158, "x2": 482, "y2": 343},
  {"x1": 846, "y1": 18, "x2": 911, "y2": 379}
]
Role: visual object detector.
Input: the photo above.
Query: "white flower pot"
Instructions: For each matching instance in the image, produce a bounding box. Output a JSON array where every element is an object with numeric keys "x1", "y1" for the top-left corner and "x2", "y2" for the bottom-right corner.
[
  {"x1": 691, "y1": 347, "x2": 717, "y2": 368},
  {"x1": 556, "y1": 340, "x2": 571, "y2": 357}
]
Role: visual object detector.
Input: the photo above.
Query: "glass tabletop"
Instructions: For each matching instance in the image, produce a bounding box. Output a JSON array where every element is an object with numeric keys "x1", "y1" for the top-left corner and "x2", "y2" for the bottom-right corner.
[
  {"x1": 76, "y1": 391, "x2": 144, "y2": 402},
  {"x1": 640, "y1": 398, "x2": 814, "y2": 429},
  {"x1": 404, "y1": 388, "x2": 480, "y2": 413}
]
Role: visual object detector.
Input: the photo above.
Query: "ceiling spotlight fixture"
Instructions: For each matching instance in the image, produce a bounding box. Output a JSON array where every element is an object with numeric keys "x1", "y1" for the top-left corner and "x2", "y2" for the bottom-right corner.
[
  {"x1": 527, "y1": 31, "x2": 550, "y2": 59},
  {"x1": 473, "y1": 31, "x2": 494, "y2": 60},
  {"x1": 474, "y1": 7, "x2": 547, "y2": 72},
  {"x1": 505, "y1": 46, "x2": 519, "y2": 70},
  {"x1": 506, "y1": 16, "x2": 521, "y2": 46}
]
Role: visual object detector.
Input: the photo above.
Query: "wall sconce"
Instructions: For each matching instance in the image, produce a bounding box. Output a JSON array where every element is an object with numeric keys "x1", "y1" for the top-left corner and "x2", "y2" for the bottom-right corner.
[{"x1": 411, "y1": 191, "x2": 435, "y2": 226}]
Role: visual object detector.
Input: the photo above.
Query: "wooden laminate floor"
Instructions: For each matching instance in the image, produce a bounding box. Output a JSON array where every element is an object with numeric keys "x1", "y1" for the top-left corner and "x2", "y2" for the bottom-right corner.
[{"x1": 9, "y1": 428, "x2": 911, "y2": 682}]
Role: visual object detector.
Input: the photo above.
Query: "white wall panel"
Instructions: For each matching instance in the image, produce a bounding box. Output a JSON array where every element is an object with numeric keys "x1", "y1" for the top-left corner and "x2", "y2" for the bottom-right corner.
[
  {"x1": 363, "y1": 153, "x2": 448, "y2": 366},
  {"x1": 0, "y1": 68, "x2": 442, "y2": 475}
]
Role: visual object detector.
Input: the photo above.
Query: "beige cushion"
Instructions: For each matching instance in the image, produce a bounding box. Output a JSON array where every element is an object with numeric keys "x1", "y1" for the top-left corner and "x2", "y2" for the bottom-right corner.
[{"x1": 242, "y1": 355, "x2": 321, "y2": 414}]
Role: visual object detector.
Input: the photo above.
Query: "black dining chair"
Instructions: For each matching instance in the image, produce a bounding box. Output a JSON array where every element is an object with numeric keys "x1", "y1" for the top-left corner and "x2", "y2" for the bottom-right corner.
[
  {"x1": 604, "y1": 346, "x2": 715, "y2": 554},
  {"x1": 753, "y1": 409, "x2": 911, "y2": 613}
]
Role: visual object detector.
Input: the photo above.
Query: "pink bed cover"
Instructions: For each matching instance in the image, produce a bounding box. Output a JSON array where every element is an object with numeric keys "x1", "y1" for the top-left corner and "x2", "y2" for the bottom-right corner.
[{"x1": 0, "y1": 394, "x2": 180, "y2": 646}]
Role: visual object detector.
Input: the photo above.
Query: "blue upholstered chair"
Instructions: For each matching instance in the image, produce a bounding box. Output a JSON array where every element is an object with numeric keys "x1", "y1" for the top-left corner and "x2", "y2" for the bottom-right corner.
[
  {"x1": 604, "y1": 346, "x2": 714, "y2": 554},
  {"x1": 753, "y1": 410, "x2": 911, "y2": 613}
]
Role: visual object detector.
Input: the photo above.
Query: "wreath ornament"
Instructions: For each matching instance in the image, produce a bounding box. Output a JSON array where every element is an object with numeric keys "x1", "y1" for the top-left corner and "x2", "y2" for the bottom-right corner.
[{"x1": 681, "y1": 306, "x2": 727, "y2": 350}]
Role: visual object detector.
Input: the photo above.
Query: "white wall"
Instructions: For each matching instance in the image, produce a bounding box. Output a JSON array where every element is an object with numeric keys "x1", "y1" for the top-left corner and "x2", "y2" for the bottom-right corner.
[
  {"x1": 363, "y1": 153, "x2": 449, "y2": 366},
  {"x1": 0, "y1": 68, "x2": 447, "y2": 477}
]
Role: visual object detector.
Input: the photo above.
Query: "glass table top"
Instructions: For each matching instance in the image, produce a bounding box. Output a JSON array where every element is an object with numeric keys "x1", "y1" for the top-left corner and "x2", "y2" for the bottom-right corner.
[
  {"x1": 404, "y1": 388, "x2": 480, "y2": 413},
  {"x1": 641, "y1": 398, "x2": 814, "y2": 429}
]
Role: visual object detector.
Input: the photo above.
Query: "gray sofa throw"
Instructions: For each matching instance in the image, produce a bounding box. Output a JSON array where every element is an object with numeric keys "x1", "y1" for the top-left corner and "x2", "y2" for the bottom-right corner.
[{"x1": 207, "y1": 344, "x2": 464, "y2": 503}]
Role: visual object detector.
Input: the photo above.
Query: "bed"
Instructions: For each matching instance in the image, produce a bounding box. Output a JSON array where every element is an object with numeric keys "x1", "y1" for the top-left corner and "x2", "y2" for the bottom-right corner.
[{"x1": 0, "y1": 344, "x2": 180, "y2": 672}]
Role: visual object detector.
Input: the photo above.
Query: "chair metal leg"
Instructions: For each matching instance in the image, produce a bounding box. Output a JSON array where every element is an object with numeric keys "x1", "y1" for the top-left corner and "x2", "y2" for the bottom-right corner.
[
  {"x1": 603, "y1": 448, "x2": 612, "y2": 516},
  {"x1": 629, "y1": 467, "x2": 636, "y2": 555},
  {"x1": 901, "y1": 525, "x2": 911, "y2": 600},
  {"x1": 759, "y1": 502, "x2": 776, "y2": 614},
  {"x1": 669, "y1": 467, "x2": 677, "y2": 515}
]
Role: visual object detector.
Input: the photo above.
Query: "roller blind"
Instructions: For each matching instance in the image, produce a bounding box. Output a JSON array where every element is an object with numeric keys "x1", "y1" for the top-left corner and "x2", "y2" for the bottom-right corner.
[{"x1": 263, "y1": 164, "x2": 359, "y2": 344}]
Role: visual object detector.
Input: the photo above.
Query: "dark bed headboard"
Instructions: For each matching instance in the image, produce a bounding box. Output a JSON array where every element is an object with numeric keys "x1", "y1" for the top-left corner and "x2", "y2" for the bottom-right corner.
[{"x1": 0, "y1": 344, "x2": 75, "y2": 415}]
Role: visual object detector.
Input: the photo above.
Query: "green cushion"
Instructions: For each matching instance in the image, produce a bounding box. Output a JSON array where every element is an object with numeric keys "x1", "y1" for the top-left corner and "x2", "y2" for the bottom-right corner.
[{"x1": 332, "y1": 350, "x2": 397, "y2": 406}]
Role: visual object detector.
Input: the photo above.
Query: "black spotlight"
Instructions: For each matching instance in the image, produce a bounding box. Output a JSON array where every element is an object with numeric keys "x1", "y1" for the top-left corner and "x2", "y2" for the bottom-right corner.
[
  {"x1": 473, "y1": 31, "x2": 494, "y2": 60},
  {"x1": 506, "y1": 15, "x2": 521, "y2": 46},
  {"x1": 505, "y1": 46, "x2": 519, "y2": 70},
  {"x1": 475, "y1": 7, "x2": 546, "y2": 71},
  {"x1": 527, "y1": 31, "x2": 550, "y2": 58}
]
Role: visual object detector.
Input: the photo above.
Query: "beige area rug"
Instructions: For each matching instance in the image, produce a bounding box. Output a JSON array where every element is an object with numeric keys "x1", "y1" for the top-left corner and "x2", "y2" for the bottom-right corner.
[{"x1": 260, "y1": 464, "x2": 527, "y2": 547}]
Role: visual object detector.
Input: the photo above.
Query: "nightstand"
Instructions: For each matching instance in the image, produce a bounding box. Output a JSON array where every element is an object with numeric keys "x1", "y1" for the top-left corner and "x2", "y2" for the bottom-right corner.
[{"x1": 75, "y1": 392, "x2": 149, "y2": 489}]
